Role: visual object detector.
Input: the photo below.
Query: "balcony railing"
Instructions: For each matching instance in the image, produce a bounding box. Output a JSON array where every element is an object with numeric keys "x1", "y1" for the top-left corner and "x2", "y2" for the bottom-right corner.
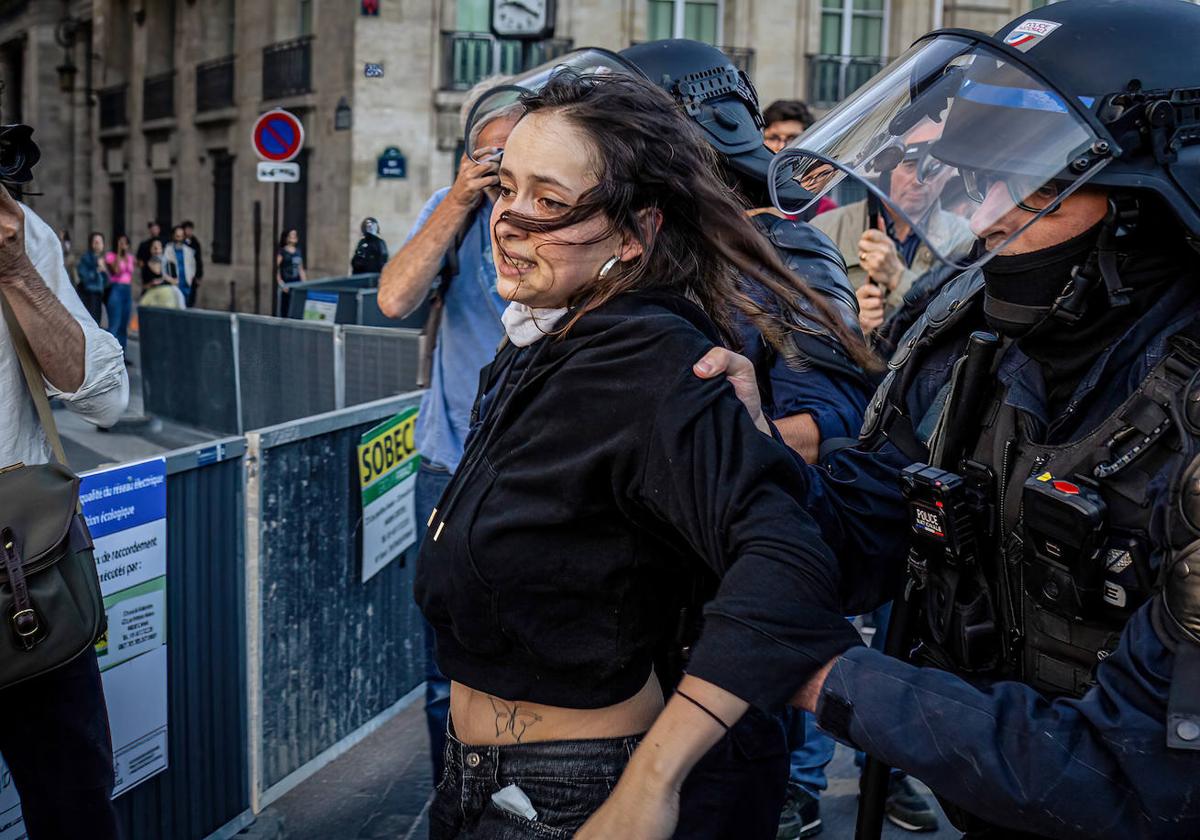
[
  {"x1": 720, "y1": 46, "x2": 755, "y2": 77},
  {"x1": 807, "y1": 54, "x2": 886, "y2": 108},
  {"x1": 441, "y1": 31, "x2": 573, "y2": 92},
  {"x1": 99, "y1": 84, "x2": 128, "y2": 130},
  {"x1": 197, "y1": 56, "x2": 236, "y2": 112},
  {"x1": 263, "y1": 35, "x2": 313, "y2": 100},
  {"x1": 143, "y1": 70, "x2": 175, "y2": 122}
]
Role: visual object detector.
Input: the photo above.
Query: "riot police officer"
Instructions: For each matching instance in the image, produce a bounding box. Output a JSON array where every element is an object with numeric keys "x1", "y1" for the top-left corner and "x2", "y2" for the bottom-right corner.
[
  {"x1": 351, "y1": 216, "x2": 388, "y2": 274},
  {"x1": 578, "y1": 1, "x2": 1200, "y2": 838},
  {"x1": 619, "y1": 40, "x2": 873, "y2": 468}
]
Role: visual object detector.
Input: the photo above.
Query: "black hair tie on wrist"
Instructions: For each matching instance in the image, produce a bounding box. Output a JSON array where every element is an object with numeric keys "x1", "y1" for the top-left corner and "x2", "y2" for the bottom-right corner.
[{"x1": 674, "y1": 688, "x2": 730, "y2": 732}]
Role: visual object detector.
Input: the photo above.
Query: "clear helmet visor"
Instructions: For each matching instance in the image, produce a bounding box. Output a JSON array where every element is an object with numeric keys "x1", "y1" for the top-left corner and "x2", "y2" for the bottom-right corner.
[
  {"x1": 768, "y1": 34, "x2": 1113, "y2": 271},
  {"x1": 463, "y1": 49, "x2": 641, "y2": 161}
]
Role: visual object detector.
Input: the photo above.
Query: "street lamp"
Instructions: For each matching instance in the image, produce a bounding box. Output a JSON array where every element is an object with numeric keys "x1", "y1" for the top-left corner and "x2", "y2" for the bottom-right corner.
[
  {"x1": 335, "y1": 97, "x2": 352, "y2": 131},
  {"x1": 54, "y1": 15, "x2": 82, "y2": 93},
  {"x1": 56, "y1": 55, "x2": 78, "y2": 94}
]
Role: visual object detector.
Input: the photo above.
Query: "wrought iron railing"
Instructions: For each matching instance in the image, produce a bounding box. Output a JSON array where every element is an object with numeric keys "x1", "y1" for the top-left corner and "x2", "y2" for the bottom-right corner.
[
  {"x1": 99, "y1": 83, "x2": 128, "y2": 129},
  {"x1": 719, "y1": 46, "x2": 755, "y2": 77},
  {"x1": 197, "y1": 56, "x2": 235, "y2": 112},
  {"x1": 143, "y1": 70, "x2": 175, "y2": 122},
  {"x1": 262, "y1": 35, "x2": 313, "y2": 100},
  {"x1": 440, "y1": 31, "x2": 573, "y2": 91},
  {"x1": 807, "y1": 54, "x2": 887, "y2": 107}
]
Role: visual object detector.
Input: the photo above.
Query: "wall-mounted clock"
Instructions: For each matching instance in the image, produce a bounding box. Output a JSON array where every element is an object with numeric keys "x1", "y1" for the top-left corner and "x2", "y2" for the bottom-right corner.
[{"x1": 491, "y1": 0, "x2": 556, "y2": 40}]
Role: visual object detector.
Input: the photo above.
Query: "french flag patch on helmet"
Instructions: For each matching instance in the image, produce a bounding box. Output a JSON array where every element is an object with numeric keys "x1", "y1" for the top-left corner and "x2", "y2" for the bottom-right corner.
[{"x1": 1004, "y1": 19, "x2": 1062, "y2": 52}]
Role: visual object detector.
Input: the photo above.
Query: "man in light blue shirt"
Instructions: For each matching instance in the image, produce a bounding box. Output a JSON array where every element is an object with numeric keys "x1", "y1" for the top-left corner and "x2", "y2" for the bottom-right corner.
[{"x1": 378, "y1": 86, "x2": 518, "y2": 784}]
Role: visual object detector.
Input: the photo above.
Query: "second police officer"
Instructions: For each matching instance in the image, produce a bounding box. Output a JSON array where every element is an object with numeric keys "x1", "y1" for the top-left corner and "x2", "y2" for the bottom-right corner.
[{"x1": 582, "y1": 0, "x2": 1200, "y2": 838}]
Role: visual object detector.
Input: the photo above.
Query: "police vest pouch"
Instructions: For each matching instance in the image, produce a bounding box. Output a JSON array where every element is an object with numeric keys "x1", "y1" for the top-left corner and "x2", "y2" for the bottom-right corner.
[
  {"x1": 0, "y1": 296, "x2": 106, "y2": 689},
  {"x1": 1022, "y1": 472, "x2": 1107, "y2": 618}
]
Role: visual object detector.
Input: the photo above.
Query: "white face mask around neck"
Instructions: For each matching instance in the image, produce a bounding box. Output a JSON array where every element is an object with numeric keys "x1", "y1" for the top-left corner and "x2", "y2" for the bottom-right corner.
[{"x1": 500, "y1": 302, "x2": 568, "y2": 347}]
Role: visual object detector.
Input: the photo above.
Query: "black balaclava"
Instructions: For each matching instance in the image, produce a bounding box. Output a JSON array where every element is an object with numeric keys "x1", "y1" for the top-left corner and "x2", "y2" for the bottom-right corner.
[
  {"x1": 981, "y1": 221, "x2": 1103, "y2": 339},
  {"x1": 984, "y1": 196, "x2": 1194, "y2": 419}
]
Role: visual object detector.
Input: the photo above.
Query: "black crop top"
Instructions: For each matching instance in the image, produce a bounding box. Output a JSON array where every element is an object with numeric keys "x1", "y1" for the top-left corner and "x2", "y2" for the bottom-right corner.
[{"x1": 414, "y1": 292, "x2": 861, "y2": 711}]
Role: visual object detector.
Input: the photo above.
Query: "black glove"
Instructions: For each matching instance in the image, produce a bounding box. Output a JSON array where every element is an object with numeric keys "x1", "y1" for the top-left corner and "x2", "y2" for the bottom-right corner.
[
  {"x1": 1163, "y1": 539, "x2": 1200, "y2": 645},
  {"x1": 1164, "y1": 455, "x2": 1200, "y2": 750}
]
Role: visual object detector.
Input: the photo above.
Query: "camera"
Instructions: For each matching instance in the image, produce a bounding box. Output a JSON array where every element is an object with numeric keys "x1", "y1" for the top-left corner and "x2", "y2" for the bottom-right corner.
[
  {"x1": 0, "y1": 124, "x2": 40, "y2": 185},
  {"x1": 901, "y1": 462, "x2": 991, "y2": 567}
]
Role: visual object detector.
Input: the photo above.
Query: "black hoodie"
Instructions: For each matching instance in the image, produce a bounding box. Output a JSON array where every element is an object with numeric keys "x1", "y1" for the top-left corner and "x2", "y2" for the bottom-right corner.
[{"x1": 414, "y1": 292, "x2": 862, "y2": 712}]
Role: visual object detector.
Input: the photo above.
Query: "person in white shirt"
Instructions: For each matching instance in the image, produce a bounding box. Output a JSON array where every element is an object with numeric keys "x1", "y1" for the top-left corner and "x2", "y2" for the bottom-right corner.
[
  {"x1": 0, "y1": 202, "x2": 127, "y2": 466},
  {"x1": 0, "y1": 186, "x2": 126, "y2": 839}
]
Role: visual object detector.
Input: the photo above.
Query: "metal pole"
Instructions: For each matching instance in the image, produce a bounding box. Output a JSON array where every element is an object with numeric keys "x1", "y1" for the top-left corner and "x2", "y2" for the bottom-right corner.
[
  {"x1": 271, "y1": 182, "x2": 281, "y2": 317},
  {"x1": 253, "y1": 200, "x2": 262, "y2": 314},
  {"x1": 855, "y1": 596, "x2": 915, "y2": 838}
]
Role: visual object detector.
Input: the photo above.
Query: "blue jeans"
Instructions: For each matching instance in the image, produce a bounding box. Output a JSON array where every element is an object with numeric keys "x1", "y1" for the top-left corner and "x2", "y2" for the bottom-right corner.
[
  {"x1": 430, "y1": 725, "x2": 638, "y2": 839},
  {"x1": 104, "y1": 283, "x2": 131, "y2": 352},
  {"x1": 416, "y1": 462, "x2": 453, "y2": 784},
  {"x1": 788, "y1": 604, "x2": 899, "y2": 795}
]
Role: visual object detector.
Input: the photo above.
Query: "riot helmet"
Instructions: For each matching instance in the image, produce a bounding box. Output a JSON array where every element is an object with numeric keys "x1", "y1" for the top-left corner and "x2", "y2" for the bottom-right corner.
[
  {"x1": 769, "y1": 0, "x2": 1200, "y2": 276},
  {"x1": 618, "y1": 40, "x2": 801, "y2": 205}
]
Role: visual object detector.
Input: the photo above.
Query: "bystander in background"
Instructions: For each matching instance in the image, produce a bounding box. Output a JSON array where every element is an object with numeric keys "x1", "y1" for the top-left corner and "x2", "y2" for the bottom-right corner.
[
  {"x1": 104, "y1": 233, "x2": 135, "y2": 356},
  {"x1": 74, "y1": 231, "x2": 108, "y2": 323}
]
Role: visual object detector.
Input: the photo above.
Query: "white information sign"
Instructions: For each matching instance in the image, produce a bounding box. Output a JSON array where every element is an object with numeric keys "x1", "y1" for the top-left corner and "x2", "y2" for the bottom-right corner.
[
  {"x1": 256, "y1": 161, "x2": 301, "y2": 183},
  {"x1": 0, "y1": 458, "x2": 169, "y2": 833},
  {"x1": 84, "y1": 458, "x2": 170, "y2": 796}
]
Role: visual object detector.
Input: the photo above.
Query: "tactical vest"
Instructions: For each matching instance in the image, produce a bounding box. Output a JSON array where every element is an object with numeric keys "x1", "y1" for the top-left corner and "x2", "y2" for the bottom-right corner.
[
  {"x1": 863, "y1": 271, "x2": 1200, "y2": 699},
  {"x1": 751, "y1": 213, "x2": 872, "y2": 392}
]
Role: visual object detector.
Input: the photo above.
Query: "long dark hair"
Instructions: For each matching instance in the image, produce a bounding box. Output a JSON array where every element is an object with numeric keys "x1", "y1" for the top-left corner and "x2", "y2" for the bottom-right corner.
[{"x1": 498, "y1": 71, "x2": 874, "y2": 370}]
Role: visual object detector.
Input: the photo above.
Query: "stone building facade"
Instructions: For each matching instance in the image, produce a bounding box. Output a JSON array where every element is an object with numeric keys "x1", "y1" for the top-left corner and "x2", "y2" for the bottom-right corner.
[{"x1": 0, "y1": 0, "x2": 1044, "y2": 312}]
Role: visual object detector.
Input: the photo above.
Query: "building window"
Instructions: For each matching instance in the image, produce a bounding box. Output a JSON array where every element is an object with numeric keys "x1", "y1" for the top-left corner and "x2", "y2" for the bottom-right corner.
[
  {"x1": 211, "y1": 152, "x2": 234, "y2": 265},
  {"x1": 226, "y1": 0, "x2": 237, "y2": 53},
  {"x1": 110, "y1": 181, "x2": 126, "y2": 246},
  {"x1": 203, "y1": 0, "x2": 236, "y2": 57},
  {"x1": 647, "y1": 0, "x2": 722, "y2": 44},
  {"x1": 298, "y1": 0, "x2": 313, "y2": 36},
  {"x1": 456, "y1": 0, "x2": 489, "y2": 32},
  {"x1": 155, "y1": 178, "x2": 173, "y2": 235},
  {"x1": 821, "y1": 0, "x2": 886, "y2": 59},
  {"x1": 282, "y1": 149, "x2": 309, "y2": 259}
]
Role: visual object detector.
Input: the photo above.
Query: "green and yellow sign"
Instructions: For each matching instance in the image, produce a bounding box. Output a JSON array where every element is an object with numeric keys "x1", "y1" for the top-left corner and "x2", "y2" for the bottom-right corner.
[{"x1": 357, "y1": 408, "x2": 420, "y2": 582}]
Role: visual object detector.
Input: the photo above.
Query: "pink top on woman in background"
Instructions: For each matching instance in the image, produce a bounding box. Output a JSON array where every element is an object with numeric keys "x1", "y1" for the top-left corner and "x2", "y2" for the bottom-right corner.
[{"x1": 105, "y1": 252, "x2": 135, "y2": 284}]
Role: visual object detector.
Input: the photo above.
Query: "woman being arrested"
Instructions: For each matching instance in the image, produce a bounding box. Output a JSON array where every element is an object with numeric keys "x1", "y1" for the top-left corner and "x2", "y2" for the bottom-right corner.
[{"x1": 414, "y1": 71, "x2": 874, "y2": 839}]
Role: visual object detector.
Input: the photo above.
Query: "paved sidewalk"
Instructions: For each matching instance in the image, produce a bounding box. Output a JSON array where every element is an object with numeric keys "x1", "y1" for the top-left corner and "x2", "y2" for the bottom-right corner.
[
  {"x1": 266, "y1": 699, "x2": 958, "y2": 840},
  {"x1": 268, "y1": 702, "x2": 433, "y2": 840},
  {"x1": 53, "y1": 336, "x2": 216, "y2": 471}
]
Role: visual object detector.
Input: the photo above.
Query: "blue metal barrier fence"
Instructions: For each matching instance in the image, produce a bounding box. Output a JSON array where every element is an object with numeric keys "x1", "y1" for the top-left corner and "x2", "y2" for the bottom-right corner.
[
  {"x1": 88, "y1": 393, "x2": 426, "y2": 837},
  {"x1": 138, "y1": 308, "x2": 421, "y2": 436},
  {"x1": 113, "y1": 438, "x2": 252, "y2": 839},
  {"x1": 246, "y1": 395, "x2": 426, "y2": 807}
]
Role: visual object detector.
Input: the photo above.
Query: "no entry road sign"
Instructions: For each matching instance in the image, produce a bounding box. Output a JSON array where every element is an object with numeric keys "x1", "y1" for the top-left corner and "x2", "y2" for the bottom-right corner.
[{"x1": 252, "y1": 109, "x2": 305, "y2": 163}]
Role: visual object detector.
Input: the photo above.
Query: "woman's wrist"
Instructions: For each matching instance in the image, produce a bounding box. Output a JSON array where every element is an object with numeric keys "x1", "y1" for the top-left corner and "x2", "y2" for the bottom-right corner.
[
  {"x1": 620, "y1": 676, "x2": 747, "y2": 794},
  {"x1": 625, "y1": 736, "x2": 689, "y2": 794}
]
